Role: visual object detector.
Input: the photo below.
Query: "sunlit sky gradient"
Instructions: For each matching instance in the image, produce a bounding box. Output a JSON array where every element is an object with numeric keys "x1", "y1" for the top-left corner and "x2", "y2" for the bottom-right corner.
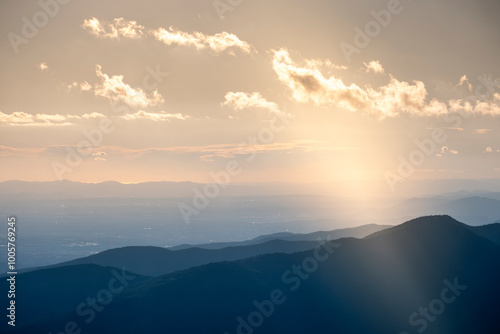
[{"x1": 1, "y1": 0, "x2": 499, "y2": 185}]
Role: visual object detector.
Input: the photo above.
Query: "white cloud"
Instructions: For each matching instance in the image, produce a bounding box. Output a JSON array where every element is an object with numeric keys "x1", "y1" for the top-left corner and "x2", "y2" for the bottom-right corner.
[
  {"x1": 448, "y1": 93, "x2": 500, "y2": 115},
  {"x1": 121, "y1": 110, "x2": 189, "y2": 121},
  {"x1": 83, "y1": 17, "x2": 255, "y2": 55},
  {"x1": 304, "y1": 59, "x2": 348, "y2": 70},
  {"x1": 80, "y1": 81, "x2": 92, "y2": 91},
  {"x1": 0, "y1": 108, "x2": 189, "y2": 127},
  {"x1": 0, "y1": 111, "x2": 79, "y2": 126},
  {"x1": 484, "y1": 147, "x2": 493, "y2": 153},
  {"x1": 82, "y1": 17, "x2": 145, "y2": 39},
  {"x1": 458, "y1": 75, "x2": 472, "y2": 91},
  {"x1": 151, "y1": 27, "x2": 255, "y2": 54},
  {"x1": 364, "y1": 60, "x2": 384, "y2": 74},
  {"x1": 94, "y1": 65, "x2": 165, "y2": 107},
  {"x1": 222, "y1": 92, "x2": 283, "y2": 115},
  {"x1": 81, "y1": 112, "x2": 106, "y2": 119},
  {"x1": 272, "y1": 49, "x2": 500, "y2": 118},
  {"x1": 39, "y1": 62, "x2": 48, "y2": 71},
  {"x1": 67, "y1": 81, "x2": 92, "y2": 92},
  {"x1": 92, "y1": 151, "x2": 108, "y2": 161}
]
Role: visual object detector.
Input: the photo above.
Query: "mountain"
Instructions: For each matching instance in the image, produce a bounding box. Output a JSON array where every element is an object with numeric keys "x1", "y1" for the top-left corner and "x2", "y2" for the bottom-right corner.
[
  {"x1": 16, "y1": 239, "x2": 329, "y2": 277},
  {"x1": 469, "y1": 222, "x2": 500, "y2": 245},
  {"x1": 9, "y1": 215, "x2": 500, "y2": 333},
  {"x1": 390, "y1": 196, "x2": 500, "y2": 225},
  {"x1": 170, "y1": 223, "x2": 391, "y2": 250},
  {"x1": 0, "y1": 264, "x2": 148, "y2": 332}
]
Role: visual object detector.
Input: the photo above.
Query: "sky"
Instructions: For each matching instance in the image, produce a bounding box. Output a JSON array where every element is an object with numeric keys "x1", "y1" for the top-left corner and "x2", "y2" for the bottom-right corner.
[{"x1": 1, "y1": 0, "x2": 499, "y2": 190}]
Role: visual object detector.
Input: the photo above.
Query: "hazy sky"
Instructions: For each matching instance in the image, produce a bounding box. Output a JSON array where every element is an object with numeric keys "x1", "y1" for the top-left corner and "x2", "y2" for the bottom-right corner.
[{"x1": 1, "y1": 0, "x2": 499, "y2": 187}]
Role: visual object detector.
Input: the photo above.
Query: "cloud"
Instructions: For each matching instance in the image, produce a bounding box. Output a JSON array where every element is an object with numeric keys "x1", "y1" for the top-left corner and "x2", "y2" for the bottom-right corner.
[
  {"x1": 82, "y1": 17, "x2": 255, "y2": 55},
  {"x1": 82, "y1": 112, "x2": 107, "y2": 119},
  {"x1": 0, "y1": 141, "x2": 357, "y2": 161},
  {"x1": 304, "y1": 59, "x2": 348, "y2": 71},
  {"x1": 151, "y1": 28, "x2": 255, "y2": 54},
  {"x1": 121, "y1": 110, "x2": 189, "y2": 121},
  {"x1": 427, "y1": 126, "x2": 464, "y2": 131},
  {"x1": 272, "y1": 49, "x2": 500, "y2": 118},
  {"x1": 0, "y1": 111, "x2": 79, "y2": 126},
  {"x1": 39, "y1": 62, "x2": 48, "y2": 71},
  {"x1": 197, "y1": 140, "x2": 356, "y2": 161},
  {"x1": 0, "y1": 109, "x2": 188, "y2": 127},
  {"x1": 92, "y1": 151, "x2": 107, "y2": 161},
  {"x1": 80, "y1": 81, "x2": 92, "y2": 91},
  {"x1": 0, "y1": 146, "x2": 46, "y2": 157},
  {"x1": 473, "y1": 129, "x2": 491, "y2": 134},
  {"x1": 448, "y1": 93, "x2": 500, "y2": 116},
  {"x1": 364, "y1": 60, "x2": 384, "y2": 74},
  {"x1": 458, "y1": 75, "x2": 472, "y2": 91},
  {"x1": 484, "y1": 147, "x2": 493, "y2": 153},
  {"x1": 438, "y1": 146, "x2": 459, "y2": 156},
  {"x1": 82, "y1": 17, "x2": 145, "y2": 39},
  {"x1": 94, "y1": 65, "x2": 164, "y2": 107},
  {"x1": 272, "y1": 49, "x2": 372, "y2": 112},
  {"x1": 67, "y1": 81, "x2": 92, "y2": 92},
  {"x1": 222, "y1": 92, "x2": 283, "y2": 115}
]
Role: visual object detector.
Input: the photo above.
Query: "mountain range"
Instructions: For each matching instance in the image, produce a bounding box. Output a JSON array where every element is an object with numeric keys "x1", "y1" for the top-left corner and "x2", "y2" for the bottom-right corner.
[{"x1": 4, "y1": 215, "x2": 500, "y2": 333}]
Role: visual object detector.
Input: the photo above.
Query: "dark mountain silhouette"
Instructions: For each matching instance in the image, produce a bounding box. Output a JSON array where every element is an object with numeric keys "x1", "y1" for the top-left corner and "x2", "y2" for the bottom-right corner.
[
  {"x1": 0, "y1": 264, "x2": 148, "y2": 332},
  {"x1": 9, "y1": 215, "x2": 500, "y2": 334},
  {"x1": 17, "y1": 239, "x2": 328, "y2": 277},
  {"x1": 170, "y1": 223, "x2": 391, "y2": 250},
  {"x1": 468, "y1": 222, "x2": 500, "y2": 245}
]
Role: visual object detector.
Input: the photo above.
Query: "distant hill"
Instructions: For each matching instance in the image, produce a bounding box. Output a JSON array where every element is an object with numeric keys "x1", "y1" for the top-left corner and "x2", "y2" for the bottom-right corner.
[
  {"x1": 16, "y1": 239, "x2": 331, "y2": 277},
  {"x1": 9, "y1": 215, "x2": 500, "y2": 334},
  {"x1": 390, "y1": 196, "x2": 500, "y2": 225},
  {"x1": 170, "y1": 223, "x2": 391, "y2": 250}
]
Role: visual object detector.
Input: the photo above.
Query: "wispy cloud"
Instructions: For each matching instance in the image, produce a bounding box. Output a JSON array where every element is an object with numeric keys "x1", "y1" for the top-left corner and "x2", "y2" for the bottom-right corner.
[
  {"x1": 82, "y1": 17, "x2": 255, "y2": 55},
  {"x1": 473, "y1": 129, "x2": 491, "y2": 134},
  {"x1": 0, "y1": 109, "x2": 188, "y2": 127},
  {"x1": 458, "y1": 75, "x2": 472, "y2": 91},
  {"x1": 82, "y1": 17, "x2": 145, "y2": 39},
  {"x1": 0, "y1": 146, "x2": 46, "y2": 157},
  {"x1": 91, "y1": 151, "x2": 108, "y2": 161},
  {"x1": 0, "y1": 111, "x2": 78, "y2": 126},
  {"x1": 121, "y1": 110, "x2": 189, "y2": 121},
  {"x1": 222, "y1": 92, "x2": 283, "y2": 115},
  {"x1": 0, "y1": 141, "x2": 357, "y2": 161},
  {"x1": 67, "y1": 81, "x2": 92, "y2": 92},
  {"x1": 272, "y1": 49, "x2": 500, "y2": 118},
  {"x1": 364, "y1": 60, "x2": 384, "y2": 74},
  {"x1": 304, "y1": 59, "x2": 348, "y2": 71},
  {"x1": 151, "y1": 28, "x2": 255, "y2": 54}
]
